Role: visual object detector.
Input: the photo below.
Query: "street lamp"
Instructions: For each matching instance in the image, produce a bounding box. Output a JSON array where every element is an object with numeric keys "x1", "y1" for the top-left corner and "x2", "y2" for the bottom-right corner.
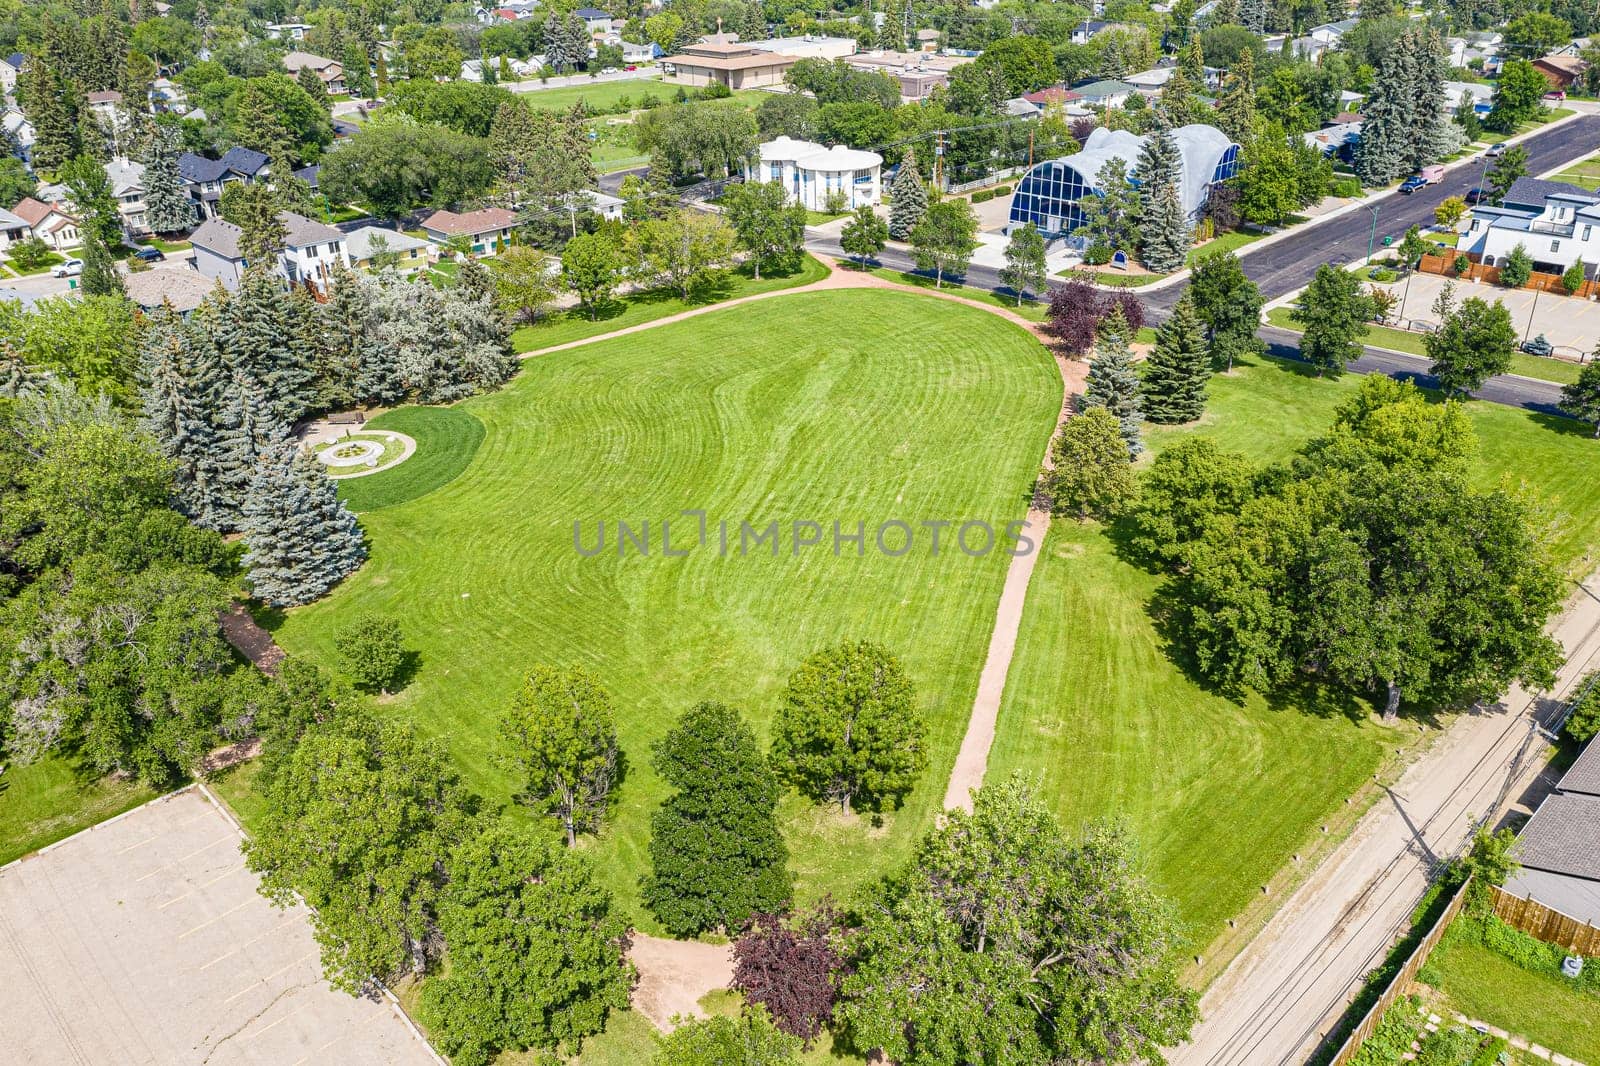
[{"x1": 1366, "y1": 204, "x2": 1382, "y2": 264}]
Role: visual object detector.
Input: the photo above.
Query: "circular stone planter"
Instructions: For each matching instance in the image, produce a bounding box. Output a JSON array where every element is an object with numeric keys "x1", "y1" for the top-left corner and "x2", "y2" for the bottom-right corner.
[{"x1": 312, "y1": 431, "x2": 418, "y2": 479}]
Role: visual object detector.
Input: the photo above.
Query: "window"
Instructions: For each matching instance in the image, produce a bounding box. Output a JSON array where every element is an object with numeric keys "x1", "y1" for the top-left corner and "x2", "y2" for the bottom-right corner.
[
  {"x1": 1553, "y1": 240, "x2": 1561, "y2": 252},
  {"x1": 1471, "y1": 219, "x2": 1481, "y2": 232},
  {"x1": 1585, "y1": 225, "x2": 1592, "y2": 241}
]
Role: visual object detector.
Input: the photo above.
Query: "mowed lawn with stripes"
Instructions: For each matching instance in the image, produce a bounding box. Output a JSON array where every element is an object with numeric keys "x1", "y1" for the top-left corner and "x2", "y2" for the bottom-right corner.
[
  {"x1": 255, "y1": 289, "x2": 1063, "y2": 925},
  {"x1": 989, "y1": 352, "x2": 1600, "y2": 962}
]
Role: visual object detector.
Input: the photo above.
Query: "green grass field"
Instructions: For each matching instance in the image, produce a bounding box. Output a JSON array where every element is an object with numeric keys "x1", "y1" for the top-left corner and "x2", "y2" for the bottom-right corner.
[
  {"x1": 1426, "y1": 936, "x2": 1600, "y2": 1063},
  {"x1": 258, "y1": 290, "x2": 1062, "y2": 927},
  {"x1": 518, "y1": 75, "x2": 668, "y2": 112},
  {"x1": 335, "y1": 407, "x2": 486, "y2": 513},
  {"x1": 1187, "y1": 228, "x2": 1267, "y2": 265},
  {"x1": 0, "y1": 755, "x2": 158, "y2": 865},
  {"x1": 990, "y1": 350, "x2": 1600, "y2": 955},
  {"x1": 1550, "y1": 150, "x2": 1600, "y2": 191},
  {"x1": 512, "y1": 254, "x2": 830, "y2": 352},
  {"x1": 864, "y1": 266, "x2": 1048, "y2": 321},
  {"x1": 1264, "y1": 307, "x2": 1586, "y2": 386}
]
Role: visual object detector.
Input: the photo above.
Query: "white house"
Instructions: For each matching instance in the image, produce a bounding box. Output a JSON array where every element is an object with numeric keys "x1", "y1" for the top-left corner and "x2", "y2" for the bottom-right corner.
[
  {"x1": 1443, "y1": 79, "x2": 1493, "y2": 114},
  {"x1": 11, "y1": 196, "x2": 80, "y2": 250},
  {"x1": 0, "y1": 53, "x2": 24, "y2": 96},
  {"x1": 104, "y1": 157, "x2": 149, "y2": 236},
  {"x1": 1460, "y1": 177, "x2": 1600, "y2": 277},
  {"x1": 746, "y1": 137, "x2": 883, "y2": 211},
  {"x1": 583, "y1": 189, "x2": 625, "y2": 221},
  {"x1": 266, "y1": 22, "x2": 312, "y2": 41},
  {"x1": 3, "y1": 107, "x2": 35, "y2": 163},
  {"x1": 0, "y1": 205, "x2": 30, "y2": 249}
]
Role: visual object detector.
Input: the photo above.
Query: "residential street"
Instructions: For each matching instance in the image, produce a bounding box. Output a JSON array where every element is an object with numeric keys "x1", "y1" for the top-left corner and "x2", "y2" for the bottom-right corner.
[{"x1": 1170, "y1": 569, "x2": 1600, "y2": 1066}]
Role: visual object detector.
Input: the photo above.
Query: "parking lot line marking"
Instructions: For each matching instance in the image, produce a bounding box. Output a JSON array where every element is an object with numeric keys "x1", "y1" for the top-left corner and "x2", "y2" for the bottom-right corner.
[
  {"x1": 136, "y1": 835, "x2": 235, "y2": 881},
  {"x1": 158, "y1": 891, "x2": 193, "y2": 910},
  {"x1": 198, "y1": 916, "x2": 300, "y2": 972},
  {"x1": 116, "y1": 834, "x2": 159, "y2": 854},
  {"x1": 198, "y1": 865, "x2": 243, "y2": 889},
  {"x1": 248, "y1": 998, "x2": 316, "y2": 1040},
  {"x1": 291, "y1": 1031, "x2": 346, "y2": 1065},
  {"x1": 223, "y1": 949, "x2": 316, "y2": 1004},
  {"x1": 177, "y1": 898, "x2": 252, "y2": 939}
]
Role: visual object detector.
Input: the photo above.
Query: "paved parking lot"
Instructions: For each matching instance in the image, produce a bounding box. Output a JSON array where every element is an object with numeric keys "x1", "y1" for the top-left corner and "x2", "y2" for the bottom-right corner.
[
  {"x1": 1383, "y1": 270, "x2": 1600, "y2": 357},
  {"x1": 0, "y1": 787, "x2": 439, "y2": 1066}
]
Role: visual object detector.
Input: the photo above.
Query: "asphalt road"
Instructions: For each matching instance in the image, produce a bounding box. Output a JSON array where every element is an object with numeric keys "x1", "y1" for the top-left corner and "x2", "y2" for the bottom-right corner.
[{"x1": 804, "y1": 115, "x2": 1600, "y2": 416}]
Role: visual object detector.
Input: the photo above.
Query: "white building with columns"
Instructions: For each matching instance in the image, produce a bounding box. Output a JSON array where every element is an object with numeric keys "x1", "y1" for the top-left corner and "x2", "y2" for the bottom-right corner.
[{"x1": 747, "y1": 137, "x2": 883, "y2": 211}]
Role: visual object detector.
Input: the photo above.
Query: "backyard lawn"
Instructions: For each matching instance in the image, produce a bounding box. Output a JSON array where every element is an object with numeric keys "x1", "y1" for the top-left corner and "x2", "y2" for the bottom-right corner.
[
  {"x1": 1425, "y1": 935, "x2": 1600, "y2": 1064},
  {"x1": 990, "y1": 350, "x2": 1600, "y2": 960},
  {"x1": 512, "y1": 253, "x2": 830, "y2": 351},
  {"x1": 254, "y1": 290, "x2": 1064, "y2": 927}
]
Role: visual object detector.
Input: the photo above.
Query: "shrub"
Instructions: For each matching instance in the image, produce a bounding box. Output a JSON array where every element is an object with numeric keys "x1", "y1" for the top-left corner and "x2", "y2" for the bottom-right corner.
[
  {"x1": 1500, "y1": 243, "x2": 1533, "y2": 287},
  {"x1": 1416, "y1": 1027, "x2": 1478, "y2": 1066},
  {"x1": 336, "y1": 613, "x2": 407, "y2": 694},
  {"x1": 8, "y1": 237, "x2": 53, "y2": 271},
  {"x1": 1332, "y1": 176, "x2": 1363, "y2": 198},
  {"x1": 1370, "y1": 268, "x2": 1399, "y2": 283},
  {"x1": 993, "y1": 184, "x2": 1012, "y2": 196},
  {"x1": 1350, "y1": 999, "x2": 1422, "y2": 1066},
  {"x1": 1562, "y1": 259, "x2": 1587, "y2": 295},
  {"x1": 1454, "y1": 253, "x2": 1471, "y2": 276},
  {"x1": 1084, "y1": 241, "x2": 1112, "y2": 265},
  {"x1": 1564, "y1": 669, "x2": 1600, "y2": 741},
  {"x1": 970, "y1": 188, "x2": 995, "y2": 204}
]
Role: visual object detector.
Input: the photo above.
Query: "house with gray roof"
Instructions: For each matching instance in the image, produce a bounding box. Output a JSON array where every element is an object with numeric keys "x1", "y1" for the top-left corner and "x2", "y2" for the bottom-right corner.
[
  {"x1": 190, "y1": 210, "x2": 349, "y2": 292},
  {"x1": 1500, "y1": 733, "x2": 1600, "y2": 933},
  {"x1": 0, "y1": 205, "x2": 30, "y2": 250},
  {"x1": 1460, "y1": 176, "x2": 1600, "y2": 277},
  {"x1": 344, "y1": 225, "x2": 431, "y2": 270},
  {"x1": 178, "y1": 148, "x2": 271, "y2": 221}
]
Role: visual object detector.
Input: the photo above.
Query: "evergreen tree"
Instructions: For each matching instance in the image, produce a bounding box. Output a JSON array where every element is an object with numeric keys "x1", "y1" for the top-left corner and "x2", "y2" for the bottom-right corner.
[
  {"x1": 79, "y1": 235, "x2": 124, "y2": 298},
  {"x1": 141, "y1": 125, "x2": 193, "y2": 235},
  {"x1": 1135, "y1": 114, "x2": 1188, "y2": 272},
  {"x1": 17, "y1": 58, "x2": 82, "y2": 173},
  {"x1": 225, "y1": 267, "x2": 313, "y2": 423},
  {"x1": 642, "y1": 701, "x2": 792, "y2": 936},
  {"x1": 139, "y1": 304, "x2": 228, "y2": 528},
  {"x1": 887, "y1": 151, "x2": 928, "y2": 241},
  {"x1": 240, "y1": 441, "x2": 366, "y2": 606},
  {"x1": 1559, "y1": 358, "x2": 1600, "y2": 438},
  {"x1": 1215, "y1": 50, "x2": 1256, "y2": 146},
  {"x1": 215, "y1": 369, "x2": 290, "y2": 529},
  {"x1": 1076, "y1": 157, "x2": 1139, "y2": 254},
  {"x1": 1140, "y1": 293, "x2": 1210, "y2": 423},
  {"x1": 1353, "y1": 27, "x2": 1447, "y2": 186},
  {"x1": 1082, "y1": 306, "x2": 1144, "y2": 455},
  {"x1": 1180, "y1": 37, "x2": 1205, "y2": 85},
  {"x1": 232, "y1": 186, "x2": 287, "y2": 266},
  {"x1": 1239, "y1": 0, "x2": 1266, "y2": 32}
]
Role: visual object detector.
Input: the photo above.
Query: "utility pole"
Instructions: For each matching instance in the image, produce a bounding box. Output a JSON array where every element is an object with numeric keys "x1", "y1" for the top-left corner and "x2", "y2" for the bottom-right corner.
[
  {"x1": 1365, "y1": 203, "x2": 1382, "y2": 264},
  {"x1": 934, "y1": 129, "x2": 944, "y2": 191}
]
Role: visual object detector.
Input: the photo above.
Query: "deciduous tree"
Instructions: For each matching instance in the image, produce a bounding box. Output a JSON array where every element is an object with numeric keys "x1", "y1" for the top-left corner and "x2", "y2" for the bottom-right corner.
[
  {"x1": 499, "y1": 665, "x2": 621, "y2": 847},
  {"x1": 1292, "y1": 263, "x2": 1372, "y2": 376},
  {"x1": 837, "y1": 775, "x2": 1197, "y2": 1065},
  {"x1": 1047, "y1": 406, "x2": 1136, "y2": 520},
  {"x1": 732, "y1": 905, "x2": 848, "y2": 1042},
  {"x1": 642, "y1": 702, "x2": 791, "y2": 936},
  {"x1": 1188, "y1": 251, "x2": 1265, "y2": 371},
  {"x1": 336, "y1": 613, "x2": 406, "y2": 694},
  {"x1": 770, "y1": 641, "x2": 927, "y2": 815},
  {"x1": 562, "y1": 228, "x2": 626, "y2": 317},
  {"x1": 839, "y1": 204, "x2": 888, "y2": 266},
  {"x1": 999, "y1": 222, "x2": 1047, "y2": 303},
  {"x1": 1425, "y1": 296, "x2": 1515, "y2": 397},
  {"x1": 722, "y1": 180, "x2": 807, "y2": 279},
  {"x1": 909, "y1": 199, "x2": 978, "y2": 287}
]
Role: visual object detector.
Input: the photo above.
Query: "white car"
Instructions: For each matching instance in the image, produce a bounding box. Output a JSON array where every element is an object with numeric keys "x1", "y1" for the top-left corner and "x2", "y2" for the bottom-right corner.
[{"x1": 50, "y1": 257, "x2": 84, "y2": 278}]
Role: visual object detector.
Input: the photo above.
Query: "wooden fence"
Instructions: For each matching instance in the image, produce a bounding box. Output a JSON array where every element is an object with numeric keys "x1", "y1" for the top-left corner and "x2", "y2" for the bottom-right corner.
[
  {"x1": 1324, "y1": 879, "x2": 1472, "y2": 1066},
  {"x1": 1416, "y1": 251, "x2": 1600, "y2": 298},
  {"x1": 1490, "y1": 884, "x2": 1600, "y2": 955}
]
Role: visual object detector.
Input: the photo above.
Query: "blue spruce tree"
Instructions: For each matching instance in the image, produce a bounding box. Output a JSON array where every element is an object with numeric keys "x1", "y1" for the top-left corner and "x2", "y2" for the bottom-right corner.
[{"x1": 241, "y1": 442, "x2": 367, "y2": 606}]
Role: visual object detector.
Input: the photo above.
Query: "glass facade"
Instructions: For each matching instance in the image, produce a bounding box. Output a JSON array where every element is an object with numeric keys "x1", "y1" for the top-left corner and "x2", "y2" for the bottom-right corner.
[
  {"x1": 1210, "y1": 145, "x2": 1240, "y2": 184},
  {"x1": 1008, "y1": 161, "x2": 1094, "y2": 239}
]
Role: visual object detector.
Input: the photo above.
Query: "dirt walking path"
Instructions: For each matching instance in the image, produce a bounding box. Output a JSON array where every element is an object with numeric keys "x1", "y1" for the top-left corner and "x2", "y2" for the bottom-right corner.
[
  {"x1": 627, "y1": 933, "x2": 736, "y2": 1032},
  {"x1": 219, "y1": 604, "x2": 285, "y2": 675},
  {"x1": 1172, "y1": 570, "x2": 1600, "y2": 1066},
  {"x1": 521, "y1": 257, "x2": 1057, "y2": 357}
]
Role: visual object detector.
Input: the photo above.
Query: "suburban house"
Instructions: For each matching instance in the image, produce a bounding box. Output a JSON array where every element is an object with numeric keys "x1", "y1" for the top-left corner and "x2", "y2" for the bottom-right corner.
[
  {"x1": 1304, "y1": 118, "x2": 1363, "y2": 160},
  {"x1": 622, "y1": 41, "x2": 662, "y2": 63},
  {"x1": 3, "y1": 107, "x2": 35, "y2": 163},
  {"x1": 581, "y1": 190, "x2": 625, "y2": 221},
  {"x1": 0, "y1": 53, "x2": 23, "y2": 96},
  {"x1": 104, "y1": 157, "x2": 149, "y2": 236},
  {"x1": 85, "y1": 89, "x2": 123, "y2": 121},
  {"x1": 293, "y1": 164, "x2": 320, "y2": 191},
  {"x1": 123, "y1": 266, "x2": 217, "y2": 314},
  {"x1": 190, "y1": 210, "x2": 349, "y2": 290},
  {"x1": 1443, "y1": 79, "x2": 1494, "y2": 114},
  {"x1": 574, "y1": 7, "x2": 615, "y2": 34},
  {"x1": 419, "y1": 207, "x2": 519, "y2": 255},
  {"x1": 345, "y1": 225, "x2": 432, "y2": 270},
  {"x1": 1498, "y1": 735, "x2": 1600, "y2": 937},
  {"x1": 149, "y1": 76, "x2": 188, "y2": 113},
  {"x1": 266, "y1": 22, "x2": 312, "y2": 41},
  {"x1": 179, "y1": 147, "x2": 271, "y2": 220},
  {"x1": 283, "y1": 51, "x2": 347, "y2": 94},
  {"x1": 11, "y1": 197, "x2": 80, "y2": 250},
  {"x1": 1533, "y1": 54, "x2": 1589, "y2": 90},
  {"x1": 0, "y1": 206, "x2": 31, "y2": 249},
  {"x1": 747, "y1": 137, "x2": 883, "y2": 211},
  {"x1": 1461, "y1": 176, "x2": 1600, "y2": 276},
  {"x1": 915, "y1": 28, "x2": 941, "y2": 51},
  {"x1": 1009, "y1": 123, "x2": 1240, "y2": 240},
  {"x1": 662, "y1": 37, "x2": 798, "y2": 89},
  {"x1": 1069, "y1": 20, "x2": 1119, "y2": 45},
  {"x1": 1069, "y1": 79, "x2": 1138, "y2": 108}
]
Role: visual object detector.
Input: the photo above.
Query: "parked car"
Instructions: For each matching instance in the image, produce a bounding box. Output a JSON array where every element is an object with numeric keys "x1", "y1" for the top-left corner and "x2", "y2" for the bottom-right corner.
[
  {"x1": 1543, "y1": 89, "x2": 1566, "y2": 102},
  {"x1": 1466, "y1": 186, "x2": 1489, "y2": 204},
  {"x1": 1521, "y1": 334, "x2": 1554, "y2": 357},
  {"x1": 625, "y1": 64, "x2": 637, "y2": 71},
  {"x1": 132, "y1": 246, "x2": 164, "y2": 262},
  {"x1": 50, "y1": 257, "x2": 83, "y2": 277},
  {"x1": 1485, "y1": 142, "x2": 1507, "y2": 158}
]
